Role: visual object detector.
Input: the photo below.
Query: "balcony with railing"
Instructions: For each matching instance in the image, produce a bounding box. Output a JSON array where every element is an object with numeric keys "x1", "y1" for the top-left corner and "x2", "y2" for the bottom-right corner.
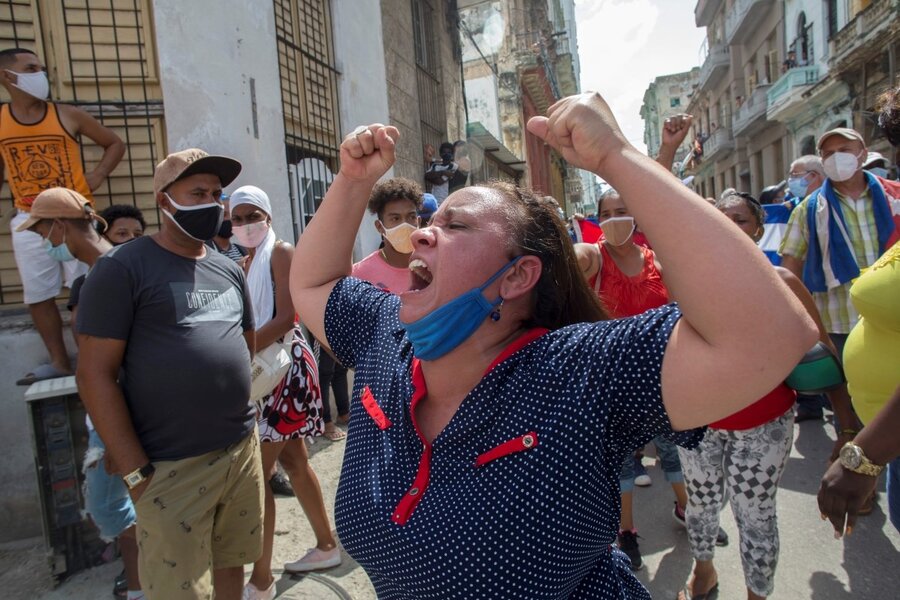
[
  {"x1": 725, "y1": 0, "x2": 775, "y2": 44},
  {"x1": 733, "y1": 84, "x2": 771, "y2": 136},
  {"x1": 694, "y1": 0, "x2": 724, "y2": 27},
  {"x1": 830, "y1": 0, "x2": 898, "y2": 68},
  {"x1": 699, "y1": 40, "x2": 730, "y2": 91},
  {"x1": 767, "y1": 65, "x2": 821, "y2": 120},
  {"x1": 703, "y1": 126, "x2": 735, "y2": 163}
]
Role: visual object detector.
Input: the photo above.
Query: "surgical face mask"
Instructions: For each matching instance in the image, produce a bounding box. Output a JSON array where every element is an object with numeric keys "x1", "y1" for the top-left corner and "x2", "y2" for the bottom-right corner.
[
  {"x1": 402, "y1": 257, "x2": 521, "y2": 361},
  {"x1": 787, "y1": 174, "x2": 812, "y2": 198},
  {"x1": 43, "y1": 222, "x2": 74, "y2": 262},
  {"x1": 217, "y1": 219, "x2": 233, "y2": 239},
  {"x1": 822, "y1": 151, "x2": 863, "y2": 182},
  {"x1": 162, "y1": 193, "x2": 224, "y2": 242},
  {"x1": 380, "y1": 221, "x2": 416, "y2": 254},
  {"x1": 599, "y1": 216, "x2": 635, "y2": 246},
  {"x1": 232, "y1": 221, "x2": 270, "y2": 248},
  {"x1": 6, "y1": 69, "x2": 49, "y2": 100},
  {"x1": 867, "y1": 166, "x2": 889, "y2": 179}
]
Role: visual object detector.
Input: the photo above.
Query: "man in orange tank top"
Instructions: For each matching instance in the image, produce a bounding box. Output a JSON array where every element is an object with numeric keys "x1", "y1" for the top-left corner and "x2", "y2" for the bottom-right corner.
[{"x1": 0, "y1": 48, "x2": 124, "y2": 384}]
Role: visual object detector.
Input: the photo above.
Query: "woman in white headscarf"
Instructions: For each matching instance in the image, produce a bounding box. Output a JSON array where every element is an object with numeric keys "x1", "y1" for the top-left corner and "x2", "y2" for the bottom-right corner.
[{"x1": 229, "y1": 186, "x2": 340, "y2": 600}]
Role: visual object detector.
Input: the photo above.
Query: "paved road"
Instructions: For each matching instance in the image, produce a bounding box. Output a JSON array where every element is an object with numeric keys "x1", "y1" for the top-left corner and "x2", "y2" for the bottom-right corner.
[{"x1": 10, "y1": 416, "x2": 899, "y2": 599}]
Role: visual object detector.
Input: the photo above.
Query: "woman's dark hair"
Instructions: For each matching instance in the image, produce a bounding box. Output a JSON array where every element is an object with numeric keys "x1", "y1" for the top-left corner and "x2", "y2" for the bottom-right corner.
[
  {"x1": 367, "y1": 177, "x2": 423, "y2": 220},
  {"x1": 485, "y1": 181, "x2": 607, "y2": 329},
  {"x1": 758, "y1": 183, "x2": 786, "y2": 205},
  {"x1": 876, "y1": 85, "x2": 900, "y2": 147},
  {"x1": 717, "y1": 191, "x2": 765, "y2": 229},
  {"x1": 99, "y1": 204, "x2": 146, "y2": 230},
  {"x1": 596, "y1": 187, "x2": 620, "y2": 215}
]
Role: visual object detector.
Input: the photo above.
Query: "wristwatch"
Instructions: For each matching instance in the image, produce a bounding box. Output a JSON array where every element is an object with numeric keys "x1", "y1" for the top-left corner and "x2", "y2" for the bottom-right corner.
[
  {"x1": 838, "y1": 442, "x2": 884, "y2": 477},
  {"x1": 123, "y1": 463, "x2": 155, "y2": 489}
]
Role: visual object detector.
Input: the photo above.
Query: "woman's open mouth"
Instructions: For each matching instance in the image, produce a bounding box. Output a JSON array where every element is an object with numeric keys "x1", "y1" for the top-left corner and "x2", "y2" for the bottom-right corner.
[{"x1": 409, "y1": 258, "x2": 433, "y2": 291}]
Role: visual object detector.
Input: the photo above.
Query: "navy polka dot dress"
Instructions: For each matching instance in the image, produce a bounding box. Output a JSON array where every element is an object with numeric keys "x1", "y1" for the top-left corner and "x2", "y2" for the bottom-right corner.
[{"x1": 325, "y1": 278, "x2": 702, "y2": 599}]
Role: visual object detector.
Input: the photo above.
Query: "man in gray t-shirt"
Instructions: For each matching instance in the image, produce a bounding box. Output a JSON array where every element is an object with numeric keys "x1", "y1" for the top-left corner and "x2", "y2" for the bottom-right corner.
[{"x1": 76, "y1": 148, "x2": 264, "y2": 600}]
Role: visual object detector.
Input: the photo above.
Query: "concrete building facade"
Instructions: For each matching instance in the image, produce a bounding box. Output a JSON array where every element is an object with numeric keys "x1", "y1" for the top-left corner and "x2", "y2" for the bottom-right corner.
[
  {"x1": 688, "y1": 0, "x2": 790, "y2": 199},
  {"x1": 381, "y1": 0, "x2": 466, "y2": 184},
  {"x1": 459, "y1": 0, "x2": 589, "y2": 215},
  {"x1": 684, "y1": 0, "x2": 900, "y2": 199},
  {"x1": 773, "y1": 0, "x2": 853, "y2": 161},
  {"x1": 640, "y1": 68, "x2": 701, "y2": 169}
]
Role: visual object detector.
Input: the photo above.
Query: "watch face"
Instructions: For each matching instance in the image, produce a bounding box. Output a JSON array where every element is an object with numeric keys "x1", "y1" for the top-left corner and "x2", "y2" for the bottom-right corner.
[
  {"x1": 840, "y1": 445, "x2": 862, "y2": 469},
  {"x1": 124, "y1": 472, "x2": 142, "y2": 487}
]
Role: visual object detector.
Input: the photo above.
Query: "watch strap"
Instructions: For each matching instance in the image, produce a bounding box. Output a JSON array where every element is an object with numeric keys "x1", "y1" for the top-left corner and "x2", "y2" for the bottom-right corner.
[
  {"x1": 848, "y1": 460, "x2": 884, "y2": 477},
  {"x1": 841, "y1": 443, "x2": 885, "y2": 477},
  {"x1": 124, "y1": 462, "x2": 155, "y2": 489}
]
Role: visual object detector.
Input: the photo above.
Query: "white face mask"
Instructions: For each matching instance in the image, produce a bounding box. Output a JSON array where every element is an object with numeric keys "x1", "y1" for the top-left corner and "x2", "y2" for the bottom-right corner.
[
  {"x1": 822, "y1": 151, "x2": 863, "y2": 182},
  {"x1": 232, "y1": 221, "x2": 270, "y2": 248},
  {"x1": 6, "y1": 69, "x2": 49, "y2": 100},
  {"x1": 379, "y1": 221, "x2": 416, "y2": 254},
  {"x1": 599, "y1": 216, "x2": 635, "y2": 246}
]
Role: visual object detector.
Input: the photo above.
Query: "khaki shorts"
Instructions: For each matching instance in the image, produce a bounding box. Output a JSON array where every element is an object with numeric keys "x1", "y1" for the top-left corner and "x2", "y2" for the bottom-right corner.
[{"x1": 135, "y1": 430, "x2": 264, "y2": 600}]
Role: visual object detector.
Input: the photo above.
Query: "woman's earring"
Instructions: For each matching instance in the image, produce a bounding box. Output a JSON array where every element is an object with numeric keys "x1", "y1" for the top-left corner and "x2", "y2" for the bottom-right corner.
[{"x1": 490, "y1": 298, "x2": 504, "y2": 322}]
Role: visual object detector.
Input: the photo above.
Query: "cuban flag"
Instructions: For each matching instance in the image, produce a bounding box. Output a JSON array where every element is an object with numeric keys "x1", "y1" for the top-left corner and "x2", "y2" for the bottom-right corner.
[
  {"x1": 760, "y1": 203, "x2": 792, "y2": 266},
  {"x1": 573, "y1": 217, "x2": 603, "y2": 244}
]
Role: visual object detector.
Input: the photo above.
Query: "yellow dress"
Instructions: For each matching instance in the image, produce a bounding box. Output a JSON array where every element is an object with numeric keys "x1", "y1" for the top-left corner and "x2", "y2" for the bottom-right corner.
[{"x1": 844, "y1": 241, "x2": 900, "y2": 424}]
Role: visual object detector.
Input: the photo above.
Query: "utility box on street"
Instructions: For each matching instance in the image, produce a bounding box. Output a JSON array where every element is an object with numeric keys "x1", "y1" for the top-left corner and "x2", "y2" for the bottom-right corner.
[{"x1": 25, "y1": 376, "x2": 104, "y2": 586}]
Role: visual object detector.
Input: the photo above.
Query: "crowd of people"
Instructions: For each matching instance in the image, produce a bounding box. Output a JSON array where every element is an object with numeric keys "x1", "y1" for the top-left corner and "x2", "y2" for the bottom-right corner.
[{"x1": 1, "y1": 41, "x2": 899, "y2": 600}]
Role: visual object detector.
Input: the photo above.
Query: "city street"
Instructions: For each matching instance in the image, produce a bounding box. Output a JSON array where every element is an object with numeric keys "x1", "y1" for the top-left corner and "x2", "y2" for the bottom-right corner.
[
  {"x1": 0, "y1": 2, "x2": 897, "y2": 600},
  {"x1": 5, "y1": 414, "x2": 898, "y2": 600}
]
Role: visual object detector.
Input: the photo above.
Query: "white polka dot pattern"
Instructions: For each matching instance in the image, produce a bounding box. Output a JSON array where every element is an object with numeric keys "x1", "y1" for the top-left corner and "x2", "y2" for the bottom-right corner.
[{"x1": 324, "y1": 277, "x2": 702, "y2": 598}]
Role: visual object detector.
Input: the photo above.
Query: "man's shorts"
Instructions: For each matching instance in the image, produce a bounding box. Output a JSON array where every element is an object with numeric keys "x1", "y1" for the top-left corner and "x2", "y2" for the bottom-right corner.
[
  {"x1": 11, "y1": 211, "x2": 88, "y2": 304},
  {"x1": 83, "y1": 429, "x2": 136, "y2": 541},
  {"x1": 135, "y1": 430, "x2": 264, "y2": 600}
]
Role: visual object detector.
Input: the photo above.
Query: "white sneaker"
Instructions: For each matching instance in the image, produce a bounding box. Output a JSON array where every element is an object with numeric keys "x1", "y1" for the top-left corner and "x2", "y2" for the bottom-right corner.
[
  {"x1": 634, "y1": 473, "x2": 652, "y2": 487},
  {"x1": 283, "y1": 547, "x2": 342, "y2": 573},
  {"x1": 242, "y1": 580, "x2": 276, "y2": 600}
]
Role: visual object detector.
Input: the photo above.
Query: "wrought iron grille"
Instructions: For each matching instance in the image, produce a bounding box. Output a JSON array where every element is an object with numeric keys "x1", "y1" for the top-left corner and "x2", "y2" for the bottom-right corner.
[{"x1": 274, "y1": 0, "x2": 341, "y2": 239}]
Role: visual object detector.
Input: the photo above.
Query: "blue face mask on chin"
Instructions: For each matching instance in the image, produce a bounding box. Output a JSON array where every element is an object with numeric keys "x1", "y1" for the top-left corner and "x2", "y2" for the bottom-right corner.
[
  {"x1": 43, "y1": 222, "x2": 75, "y2": 262},
  {"x1": 402, "y1": 256, "x2": 522, "y2": 361}
]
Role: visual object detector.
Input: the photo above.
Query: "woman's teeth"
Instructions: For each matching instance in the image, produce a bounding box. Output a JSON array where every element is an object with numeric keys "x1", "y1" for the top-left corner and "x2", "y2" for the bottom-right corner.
[{"x1": 409, "y1": 259, "x2": 433, "y2": 287}]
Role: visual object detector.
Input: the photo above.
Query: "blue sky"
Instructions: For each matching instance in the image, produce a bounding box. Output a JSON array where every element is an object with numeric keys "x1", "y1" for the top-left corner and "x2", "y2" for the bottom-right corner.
[{"x1": 574, "y1": 0, "x2": 706, "y2": 154}]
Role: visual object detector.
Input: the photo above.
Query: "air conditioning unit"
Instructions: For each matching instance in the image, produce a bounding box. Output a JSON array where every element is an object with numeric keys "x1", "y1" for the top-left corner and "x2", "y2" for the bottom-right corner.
[{"x1": 26, "y1": 376, "x2": 106, "y2": 586}]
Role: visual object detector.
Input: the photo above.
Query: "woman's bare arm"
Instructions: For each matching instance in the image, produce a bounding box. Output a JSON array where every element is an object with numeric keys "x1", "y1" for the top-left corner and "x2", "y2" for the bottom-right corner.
[
  {"x1": 528, "y1": 93, "x2": 817, "y2": 430},
  {"x1": 290, "y1": 125, "x2": 399, "y2": 350}
]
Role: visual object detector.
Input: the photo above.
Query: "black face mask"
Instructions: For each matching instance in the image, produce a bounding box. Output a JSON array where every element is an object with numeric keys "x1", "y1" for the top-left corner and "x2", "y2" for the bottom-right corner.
[
  {"x1": 217, "y1": 219, "x2": 233, "y2": 239},
  {"x1": 163, "y1": 193, "x2": 224, "y2": 242}
]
